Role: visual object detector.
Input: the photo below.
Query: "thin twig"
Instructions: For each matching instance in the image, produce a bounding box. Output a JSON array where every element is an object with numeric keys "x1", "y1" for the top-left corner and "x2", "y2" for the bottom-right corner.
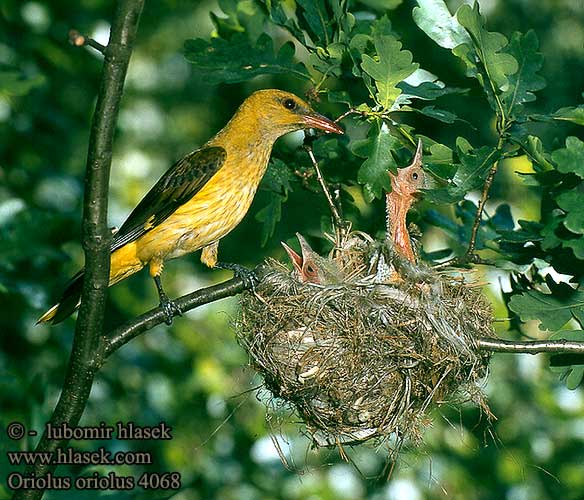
[
  {"x1": 333, "y1": 185, "x2": 344, "y2": 220},
  {"x1": 15, "y1": 3, "x2": 144, "y2": 500},
  {"x1": 432, "y1": 254, "x2": 496, "y2": 270},
  {"x1": 69, "y1": 29, "x2": 106, "y2": 54},
  {"x1": 465, "y1": 161, "x2": 499, "y2": 257},
  {"x1": 334, "y1": 108, "x2": 362, "y2": 123},
  {"x1": 477, "y1": 337, "x2": 584, "y2": 355},
  {"x1": 303, "y1": 137, "x2": 347, "y2": 244}
]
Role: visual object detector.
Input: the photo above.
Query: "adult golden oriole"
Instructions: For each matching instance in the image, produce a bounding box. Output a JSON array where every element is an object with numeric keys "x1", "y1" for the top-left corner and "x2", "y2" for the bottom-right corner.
[{"x1": 38, "y1": 89, "x2": 343, "y2": 325}]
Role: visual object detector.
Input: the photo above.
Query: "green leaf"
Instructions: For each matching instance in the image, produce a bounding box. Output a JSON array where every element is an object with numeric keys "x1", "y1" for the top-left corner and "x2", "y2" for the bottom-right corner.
[
  {"x1": 360, "y1": 34, "x2": 418, "y2": 110},
  {"x1": 550, "y1": 105, "x2": 584, "y2": 126},
  {"x1": 549, "y1": 330, "x2": 584, "y2": 390},
  {"x1": 552, "y1": 136, "x2": 584, "y2": 179},
  {"x1": 358, "y1": 0, "x2": 402, "y2": 10},
  {"x1": 564, "y1": 238, "x2": 584, "y2": 260},
  {"x1": 498, "y1": 220, "x2": 544, "y2": 244},
  {"x1": 556, "y1": 190, "x2": 584, "y2": 235},
  {"x1": 541, "y1": 217, "x2": 563, "y2": 251},
  {"x1": 261, "y1": 0, "x2": 306, "y2": 42},
  {"x1": 370, "y1": 15, "x2": 394, "y2": 38},
  {"x1": 297, "y1": 0, "x2": 332, "y2": 46},
  {"x1": 395, "y1": 68, "x2": 468, "y2": 108},
  {"x1": 547, "y1": 179, "x2": 584, "y2": 260},
  {"x1": 501, "y1": 30, "x2": 545, "y2": 119},
  {"x1": 328, "y1": 90, "x2": 352, "y2": 106},
  {"x1": 412, "y1": 0, "x2": 470, "y2": 49},
  {"x1": 453, "y1": 202, "x2": 516, "y2": 253},
  {"x1": 398, "y1": 80, "x2": 467, "y2": 103},
  {"x1": 255, "y1": 194, "x2": 285, "y2": 247},
  {"x1": 417, "y1": 105, "x2": 458, "y2": 124},
  {"x1": 0, "y1": 70, "x2": 45, "y2": 97},
  {"x1": 330, "y1": 0, "x2": 355, "y2": 37},
  {"x1": 509, "y1": 286, "x2": 584, "y2": 331},
  {"x1": 449, "y1": 142, "x2": 501, "y2": 200},
  {"x1": 423, "y1": 139, "x2": 498, "y2": 204},
  {"x1": 261, "y1": 158, "x2": 293, "y2": 194},
  {"x1": 211, "y1": 0, "x2": 267, "y2": 41},
  {"x1": 352, "y1": 120, "x2": 397, "y2": 201},
  {"x1": 512, "y1": 134, "x2": 555, "y2": 172},
  {"x1": 308, "y1": 42, "x2": 344, "y2": 77},
  {"x1": 255, "y1": 158, "x2": 294, "y2": 246},
  {"x1": 422, "y1": 141, "x2": 456, "y2": 180},
  {"x1": 184, "y1": 33, "x2": 310, "y2": 84},
  {"x1": 455, "y1": 3, "x2": 518, "y2": 92}
]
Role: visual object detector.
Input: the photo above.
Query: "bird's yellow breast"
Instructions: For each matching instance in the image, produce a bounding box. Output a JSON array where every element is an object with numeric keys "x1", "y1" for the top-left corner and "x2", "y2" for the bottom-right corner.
[{"x1": 132, "y1": 145, "x2": 270, "y2": 265}]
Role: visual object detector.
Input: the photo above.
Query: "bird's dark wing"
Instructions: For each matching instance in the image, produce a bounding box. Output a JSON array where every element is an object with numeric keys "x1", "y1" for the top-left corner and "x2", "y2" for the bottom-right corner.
[{"x1": 111, "y1": 146, "x2": 227, "y2": 252}]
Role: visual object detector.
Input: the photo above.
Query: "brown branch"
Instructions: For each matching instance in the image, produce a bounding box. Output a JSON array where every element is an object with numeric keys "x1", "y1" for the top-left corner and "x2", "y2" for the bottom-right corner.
[
  {"x1": 334, "y1": 108, "x2": 362, "y2": 123},
  {"x1": 477, "y1": 337, "x2": 584, "y2": 355},
  {"x1": 14, "y1": 3, "x2": 144, "y2": 499},
  {"x1": 465, "y1": 161, "x2": 499, "y2": 257},
  {"x1": 99, "y1": 266, "x2": 268, "y2": 361},
  {"x1": 68, "y1": 29, "x2": 106, "y2": 54}
]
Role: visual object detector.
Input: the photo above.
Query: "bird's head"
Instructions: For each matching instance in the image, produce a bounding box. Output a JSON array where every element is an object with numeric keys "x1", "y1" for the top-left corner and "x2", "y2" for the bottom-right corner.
[
  {"x1": 388, "y1": 139, "x2": 426, "y2": 201},
  {"x1": 239, "y1": 89, "x2": 344, "y2": 139},
  {"x1": 281, "y1": 233, "x2": 343, "y2": 285}
]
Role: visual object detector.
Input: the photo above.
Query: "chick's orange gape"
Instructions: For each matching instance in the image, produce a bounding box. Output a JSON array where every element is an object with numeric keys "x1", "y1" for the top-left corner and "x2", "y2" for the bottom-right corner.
[{"x1": 38, "y1": 89, "x2": 343, "y2": 325}]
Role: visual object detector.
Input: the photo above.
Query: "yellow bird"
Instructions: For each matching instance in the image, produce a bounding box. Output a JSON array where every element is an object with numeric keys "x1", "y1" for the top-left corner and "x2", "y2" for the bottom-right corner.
[{"x1": 38, "y1": 89, "x2": 343, "y2": 325}]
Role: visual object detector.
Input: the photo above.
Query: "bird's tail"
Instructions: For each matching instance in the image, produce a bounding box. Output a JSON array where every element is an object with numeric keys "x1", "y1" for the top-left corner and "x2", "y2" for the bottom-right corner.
[{"x1": 36, "y1": 270, "x2": 85, "y2": 325}]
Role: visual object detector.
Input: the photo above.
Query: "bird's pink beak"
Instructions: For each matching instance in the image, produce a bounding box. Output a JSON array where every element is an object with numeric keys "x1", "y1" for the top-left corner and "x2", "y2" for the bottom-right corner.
[
  {"x1": 303, "y1": 112, "x2": 344, "y2": 134},
  {"x1": 281, "y1": 241, "x2": 303, "y2": 274},
  {"x1": 281, "y1": 233, "x2": 314, "y2": 273}
]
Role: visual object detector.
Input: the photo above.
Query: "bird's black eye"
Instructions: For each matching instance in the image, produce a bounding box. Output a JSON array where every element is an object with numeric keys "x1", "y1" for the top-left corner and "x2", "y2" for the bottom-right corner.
[{"x1": 283, "y1": 98, "x2": 297, "y2": 110}]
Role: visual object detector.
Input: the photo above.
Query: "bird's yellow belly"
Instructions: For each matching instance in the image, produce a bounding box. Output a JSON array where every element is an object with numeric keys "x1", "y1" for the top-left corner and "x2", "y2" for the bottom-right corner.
[{"x1": 135, "y1": 175, "x2": 259, "y2": 263}]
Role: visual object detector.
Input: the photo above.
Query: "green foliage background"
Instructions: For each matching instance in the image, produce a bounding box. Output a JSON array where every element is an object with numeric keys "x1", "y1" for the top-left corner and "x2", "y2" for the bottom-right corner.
[{"x1": 1, "y1": 0, "x2": 584, "y2": 498}]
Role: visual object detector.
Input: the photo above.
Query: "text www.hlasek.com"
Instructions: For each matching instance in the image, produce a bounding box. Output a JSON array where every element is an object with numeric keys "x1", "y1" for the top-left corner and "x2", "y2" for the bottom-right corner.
[{"x1": 7, "y1": 447, "x2": 152, "y2": 466}]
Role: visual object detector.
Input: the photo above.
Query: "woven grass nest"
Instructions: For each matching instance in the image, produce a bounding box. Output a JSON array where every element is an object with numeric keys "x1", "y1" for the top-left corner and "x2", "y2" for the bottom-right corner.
[{"x1": 236, "y1": 233, "x2": 495, "y2": 449}]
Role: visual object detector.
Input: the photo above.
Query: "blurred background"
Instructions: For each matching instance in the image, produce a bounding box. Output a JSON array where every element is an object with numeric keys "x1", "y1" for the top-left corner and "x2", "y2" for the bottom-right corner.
[{"x1": 1, "y1": 0, "x2": 584, "y2": 498}]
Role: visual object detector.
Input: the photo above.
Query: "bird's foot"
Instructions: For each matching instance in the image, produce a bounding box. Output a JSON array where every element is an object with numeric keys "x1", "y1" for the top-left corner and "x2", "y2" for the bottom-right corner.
[
  {"x1": 159, "y1": 296, "x2": 182, "y2": 325},
  {"x1": 216, "y1": 262, "x2": 259, "y2": 291},
  {"x1": 153, "y1": 275, "x2": 182, "y2": 325}
]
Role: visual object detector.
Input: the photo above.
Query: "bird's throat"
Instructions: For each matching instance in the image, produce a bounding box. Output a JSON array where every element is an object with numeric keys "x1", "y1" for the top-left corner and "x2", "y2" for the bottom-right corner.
[{"x1": 386, "y1": 192, "x2": 416, "y2": 263}]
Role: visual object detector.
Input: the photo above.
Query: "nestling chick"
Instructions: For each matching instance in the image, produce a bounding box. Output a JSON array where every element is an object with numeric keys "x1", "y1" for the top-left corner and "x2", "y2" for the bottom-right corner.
[
  {"x1": 386, "y1": 139, "x2": 426, "y2": 263},
  {"x1": 281, "y1": 233, "x2": 343, "y2": 285}
]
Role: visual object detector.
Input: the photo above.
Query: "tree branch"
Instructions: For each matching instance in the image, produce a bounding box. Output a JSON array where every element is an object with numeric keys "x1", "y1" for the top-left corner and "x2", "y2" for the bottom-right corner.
[
  {"x1": 15, "y1": 2, "x2": 144, "y2": 499},
  {"x1": 465, "y1": 160, "x2": 499, "y2": 258},
  {"x1": 99, "y1": 266, "x2": 268, "y2": 361},
  {"x1": 477, "y1": 337, "x2": 584, "y2": 354},
  {"x1": 69, "y1": 29, "x2": 106, "y2": 54}
]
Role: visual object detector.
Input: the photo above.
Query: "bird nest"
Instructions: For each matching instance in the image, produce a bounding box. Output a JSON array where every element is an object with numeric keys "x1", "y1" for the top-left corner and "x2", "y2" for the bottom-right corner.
[{"x1": 235, "y1": 237, "x2": 494, "y2": 449}]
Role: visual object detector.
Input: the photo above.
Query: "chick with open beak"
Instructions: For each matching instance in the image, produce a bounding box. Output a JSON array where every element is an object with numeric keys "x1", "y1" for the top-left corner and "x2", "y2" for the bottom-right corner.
[
  {"x1": 386, "y1": 140, "x2": 426, "y2": 263},
  {"x1": 281, "y1": 233, "x2": 343, "y2": 285}
]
